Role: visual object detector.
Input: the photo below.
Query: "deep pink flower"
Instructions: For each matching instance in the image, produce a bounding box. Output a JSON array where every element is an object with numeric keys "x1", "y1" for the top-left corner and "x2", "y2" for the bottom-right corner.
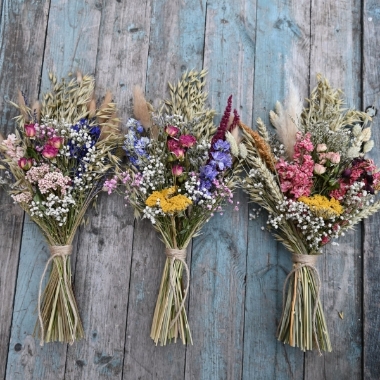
[
  {"x1": 165, "y1": 125, "x2": 180, "y2": 137},
  {"x1": 24, "y1": 124, "x2": 36, "y2": 138},
  {"x1": 47, "y1": 136, "x2": 63, "y2": 149},
  {"x1": 321, "y1": 236, "x2": 330, "y2": 245},
  {"x1": 167, "y1": 138, "x2": 180, "y2": 152},
  {"x1": 172, "y1": 148, "x2": 185, "y2": 159},
  {"x1": 42, "y1": 145, "x2": 59, "y2": 159},
  {"x1": 172, "y1": 165, "x2": 183, "y2": 176},
  {"x1": 179, "y1": 134, "x2": 196, "y2": 148},
  {"x1": 18, "y1": 157, "x2": 33, "y2": 171}
]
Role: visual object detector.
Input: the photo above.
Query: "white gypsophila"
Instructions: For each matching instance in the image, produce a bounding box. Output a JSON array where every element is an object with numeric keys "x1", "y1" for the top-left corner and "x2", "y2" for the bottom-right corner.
[
  {"x1": 268, "y1": 198, "x2": 340, "y2": 252},
  {"x1": 142, "y1": 205, "x2": 164, "y2": 224},
  {"x1": 139, "y1": 157, "x2": 166, "y2": 193}
]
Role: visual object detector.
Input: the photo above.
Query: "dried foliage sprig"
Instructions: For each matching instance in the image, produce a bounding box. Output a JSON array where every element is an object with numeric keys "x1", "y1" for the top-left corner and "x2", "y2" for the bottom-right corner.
[
  {"x1": 240, "y1": 74, "x2": 380, "y2": 353},
  {"x1": 0, "y1": 72, "x2": 122, "y2": 345}
]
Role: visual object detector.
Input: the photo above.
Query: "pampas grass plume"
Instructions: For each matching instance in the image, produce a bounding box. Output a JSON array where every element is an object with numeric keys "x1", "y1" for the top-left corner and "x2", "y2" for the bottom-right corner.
[{"x1": 133, "y1": 85, "x2": 151, "y2": 130}]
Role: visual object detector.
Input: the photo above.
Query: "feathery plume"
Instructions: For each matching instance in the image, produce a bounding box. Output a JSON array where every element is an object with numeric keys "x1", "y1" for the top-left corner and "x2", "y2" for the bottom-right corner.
[
  {"x1": 270, "y1": 82, "x2": 302, "y2": 158},
  {"x1": 133, "y1": 85, "x2": 151, "y2": 130}
]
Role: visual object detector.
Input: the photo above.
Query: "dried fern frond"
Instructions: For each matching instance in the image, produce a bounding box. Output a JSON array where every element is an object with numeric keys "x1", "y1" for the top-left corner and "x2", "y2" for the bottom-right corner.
[{"x1": 164, "y1": 69, "x2": 216, "y2": 139}]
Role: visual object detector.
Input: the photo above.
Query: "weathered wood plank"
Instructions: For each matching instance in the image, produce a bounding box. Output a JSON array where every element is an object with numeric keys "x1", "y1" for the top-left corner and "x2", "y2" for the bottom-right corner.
[
  {"x1": 6, "y1": 1, "x2": 104, "y2": 379},
  {"x1": 65, "y1": 0, "x2": 151, "y2": 378},
  {"x1": 363, "y1": 1, "x2": 380, "y2": 378},
  {"x1": 123, "y1": 1, "x2": 208, "y2": 379},
  {"x1": 305, "y1": 0, "x2": 363, "y2": 378},
  {"x1": 0, "y1": 0, "x2": 49, "y2": 378},
  {"x1": 183, "y1": 1, "x2": 251, "y2": 379},
  {"x1": 242, "y1": 1, "x2": 310, "y2": 379}
]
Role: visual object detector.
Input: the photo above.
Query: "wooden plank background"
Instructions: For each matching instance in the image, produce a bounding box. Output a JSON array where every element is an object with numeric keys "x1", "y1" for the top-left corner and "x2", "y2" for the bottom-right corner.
[{"x1": 0, "y1": 0, "x2": 379, "y2": 379}]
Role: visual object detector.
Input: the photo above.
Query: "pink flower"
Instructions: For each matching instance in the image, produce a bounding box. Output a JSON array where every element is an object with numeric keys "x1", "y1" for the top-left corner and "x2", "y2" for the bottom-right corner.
[
  {"x1": 24, "y1": 124, "x2": 36, "y2": 138},
  {"x1": 316, "y1": 143, "x2": 327, "y2": 152},
  {"x1": 325, "y1": 152, "x2": 340, "y2": 164},
  {"x1": 179, "y1": 134, "x2": 196, "y2": 148},
  {"x1": 18, "y1": 157, "x2": 33, "y2": 171},
  {"x1": 172, "y1": 165, "x2": 183, "y2": 176},
  {"x1": 314, "y1": 163, "x2": 326, "y2": 174},
  {"x1": 321, "y1": 236, "x2": 330, "y2": 245},
  {"x1": 172, "y1": 148, "x2": 185, "y2": 159},
  {"x1": 47, "y1": 136, "x2": 63, "y2": 149},
  {"x1": 165, "y1": 125, "x2": 180, "y2": 137},
  {"x1": 42, "y1": 145, "x2": 59, "y2": 159},
  {"x1": 167, "y1": 138, "x2": 180, "y2": 152}
]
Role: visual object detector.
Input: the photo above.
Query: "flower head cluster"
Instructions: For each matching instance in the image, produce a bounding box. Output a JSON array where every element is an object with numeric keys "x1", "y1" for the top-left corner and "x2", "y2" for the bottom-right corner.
[
  {"x1": 276, "y1": 132, "x2": 314, "y2": 198},
  {"x1": 145, "y1": 187, "x2": 192, "y2": 214}
]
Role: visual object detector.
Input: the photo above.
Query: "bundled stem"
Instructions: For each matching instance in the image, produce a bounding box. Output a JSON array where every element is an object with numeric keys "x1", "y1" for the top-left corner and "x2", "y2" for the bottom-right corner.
[
  {"x1": 277, "y1": 254, "x2": 331, "y2": 353},
  {"x1": 150, "y1": 248, "x2": 192, "y2": 345},
  {"x1": 35, "y1": 250, "x2": 84, "y2": 345}
]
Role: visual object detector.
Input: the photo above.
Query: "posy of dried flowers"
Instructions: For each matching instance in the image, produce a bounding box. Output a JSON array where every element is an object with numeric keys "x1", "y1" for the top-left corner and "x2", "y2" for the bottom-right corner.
[
  {"x1": 240, "y1": 74, "x2": 380, "y2": 353},
  {"x1": 106, "y1": 70, "x2": 246, "y2": 345},
  {"x1": 0, "y1": 72, "x2": 122, "y2": 345}
]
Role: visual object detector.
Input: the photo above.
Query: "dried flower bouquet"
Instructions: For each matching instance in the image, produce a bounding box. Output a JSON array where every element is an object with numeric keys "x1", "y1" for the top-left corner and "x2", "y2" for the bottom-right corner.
[
  {"x1": 0, "y1": 72, "x2": 121, "y2": 345},
  {"x1": 106, "y1": 70, "x2": 246, "y2": 345},
  {"x1": 240, "y1": 74, "x2": 380, "y2": 352}
]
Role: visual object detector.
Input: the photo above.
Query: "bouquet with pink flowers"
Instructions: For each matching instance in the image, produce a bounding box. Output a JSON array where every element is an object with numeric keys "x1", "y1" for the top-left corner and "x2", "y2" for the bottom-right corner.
[
  {"x1": 240, "y1": 75, "x2": 380, "y2": 352},
  {"x1": 0, "y1": 72, "x2": 121, "y2": 345},
  {"x1": 106, "y1": 71, "x2": 245, "y2": 345}
]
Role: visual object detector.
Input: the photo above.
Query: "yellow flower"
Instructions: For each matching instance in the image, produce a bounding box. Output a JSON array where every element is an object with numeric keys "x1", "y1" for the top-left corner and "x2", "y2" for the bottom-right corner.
[
  {"x1": 298, "y1": 194, "x2": 343, "y2": 219},
  {"x1": 145, "y1": 186, "x2": 192, "y2": 214}
]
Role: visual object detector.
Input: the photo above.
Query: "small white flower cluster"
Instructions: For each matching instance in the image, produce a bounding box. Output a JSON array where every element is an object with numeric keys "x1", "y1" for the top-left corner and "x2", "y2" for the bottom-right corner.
[
  {"x1": 30, "y1": 192, "x2": 76, "y2": 226},
  {"x1": 249, "y1": 207, "x2": 262, "y2": 220},
  {"x1": 142, "y1": 205, "x2": 164, "y2": 224},
  {"x1": 268, "y1": 198, "x2": 339, "y2": 252},
  {"x1": 139, "y1": 158, "x2": 166, "y2": 193},
  {"x1": 183, "y1": 173, "x2": 218, "y2": 211}
]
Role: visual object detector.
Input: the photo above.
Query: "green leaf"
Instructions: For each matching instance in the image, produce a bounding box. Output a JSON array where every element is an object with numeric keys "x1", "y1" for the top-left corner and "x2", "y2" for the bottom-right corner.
[{"x1": 26, "y1": 147, "x2": 39, "y2": 160}]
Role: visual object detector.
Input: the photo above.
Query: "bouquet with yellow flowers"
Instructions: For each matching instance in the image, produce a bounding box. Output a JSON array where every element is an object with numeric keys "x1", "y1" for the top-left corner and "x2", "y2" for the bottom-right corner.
[
  {"x1": 106, "y1": 71, "x2": 246, "y2": 345},
  {"x1": 240, "y1": 75, "x2": 380, "y2": 352}
]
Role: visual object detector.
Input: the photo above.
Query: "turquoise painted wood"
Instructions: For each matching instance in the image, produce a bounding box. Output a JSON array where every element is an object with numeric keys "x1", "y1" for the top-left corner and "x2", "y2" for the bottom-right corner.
[{"x1": 0, "y1": 0, "x2": 379, "y2": 379}]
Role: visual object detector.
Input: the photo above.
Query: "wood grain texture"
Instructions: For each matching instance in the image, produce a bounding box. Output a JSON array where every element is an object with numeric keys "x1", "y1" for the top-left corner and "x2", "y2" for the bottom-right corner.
[
  {"x1": 1, "y1": 0, "x2": 380, "y2": 379},
  {"x1": 184, "y1": 1, "x2": 251, "y2": 379},
  {"x1": 6, "y1": 1, "x2": 103, "y2": 379},
  {"x1": 244, "y1": 0, "x2": 310, "y2": 378},
  {"x1": 363, "y1": 1, "x2": 380, "y2": 378},
  {"x1": 305, "y1": 0, "x2": 363, "y2": 378},
  {"x1": 0, "y1": 0, "x2": 49, "y2": 378},
  {"x1": 123, "y1": 1, "x2": 206, "y2": 378},
  {"x1": 65, "y1": 1, "x2": 150, "y2": 378}
]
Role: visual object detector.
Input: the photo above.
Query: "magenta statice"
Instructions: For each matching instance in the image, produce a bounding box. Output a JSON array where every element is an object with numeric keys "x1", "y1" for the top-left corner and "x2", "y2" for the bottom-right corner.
[
  {"x1": 0, "y1": 72, "x2": 121, "y2": 345},
  {"x1": 106, "y1": 71, "x2": 245, "y2": 345}
]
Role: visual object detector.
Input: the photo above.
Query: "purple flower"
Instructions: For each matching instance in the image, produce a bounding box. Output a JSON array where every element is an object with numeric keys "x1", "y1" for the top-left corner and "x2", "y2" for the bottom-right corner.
[
  {"x1": 210, "y1": 151, "x2": 232, "y2": 170},
  {"x1": 200, "y1": 164, "x2": 218, "y2": 181},
  {"x1": 213, "y1": 139, "x2": 230, "y2": 152}
]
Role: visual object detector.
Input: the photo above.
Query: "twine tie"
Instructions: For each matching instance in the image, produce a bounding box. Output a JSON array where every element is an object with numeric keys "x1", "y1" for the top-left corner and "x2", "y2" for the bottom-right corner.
[
  {"x1": 278, "y1": 253, "x2": 322, "y2": 355},
  {"x1": 38, "y1": 245, "x2": 77, "y2": 346},
  {"x1": 165, "y1": 248, "x2": 190, "y2": 329}
]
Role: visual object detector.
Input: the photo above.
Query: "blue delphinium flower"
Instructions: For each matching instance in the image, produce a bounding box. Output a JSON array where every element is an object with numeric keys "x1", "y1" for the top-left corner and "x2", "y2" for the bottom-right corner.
[
  {"x1": 200, "y1": 164, "x2": 218, "y2": 181},
  {"x1": 210, "y1": 151, "x2": 232, "y2": 170},
  {"x1": 213, "y1": 139, "x2": 230, "y2": 152}
]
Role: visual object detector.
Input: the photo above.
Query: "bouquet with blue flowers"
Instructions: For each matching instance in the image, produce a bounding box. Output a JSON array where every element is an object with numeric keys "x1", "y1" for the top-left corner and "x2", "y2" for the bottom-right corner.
[
  {"x1": 106, "y1": 71, "x2": 246, "y2": 345},
  {"x1": 0, "y1": 72, "x2": 121, "y2": 345}
]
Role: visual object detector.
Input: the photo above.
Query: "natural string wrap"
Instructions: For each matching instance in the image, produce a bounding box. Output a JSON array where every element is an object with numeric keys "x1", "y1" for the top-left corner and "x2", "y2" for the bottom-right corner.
[
  {"x1": 38, "y1": 245, "x2": 77, "y2": 346},
  {"x1": 165, "y1": 248, "x2": 190, "y2": 329},
  {"x1": 278, "y1": 253, "x2": 322, "y2": 354}
]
